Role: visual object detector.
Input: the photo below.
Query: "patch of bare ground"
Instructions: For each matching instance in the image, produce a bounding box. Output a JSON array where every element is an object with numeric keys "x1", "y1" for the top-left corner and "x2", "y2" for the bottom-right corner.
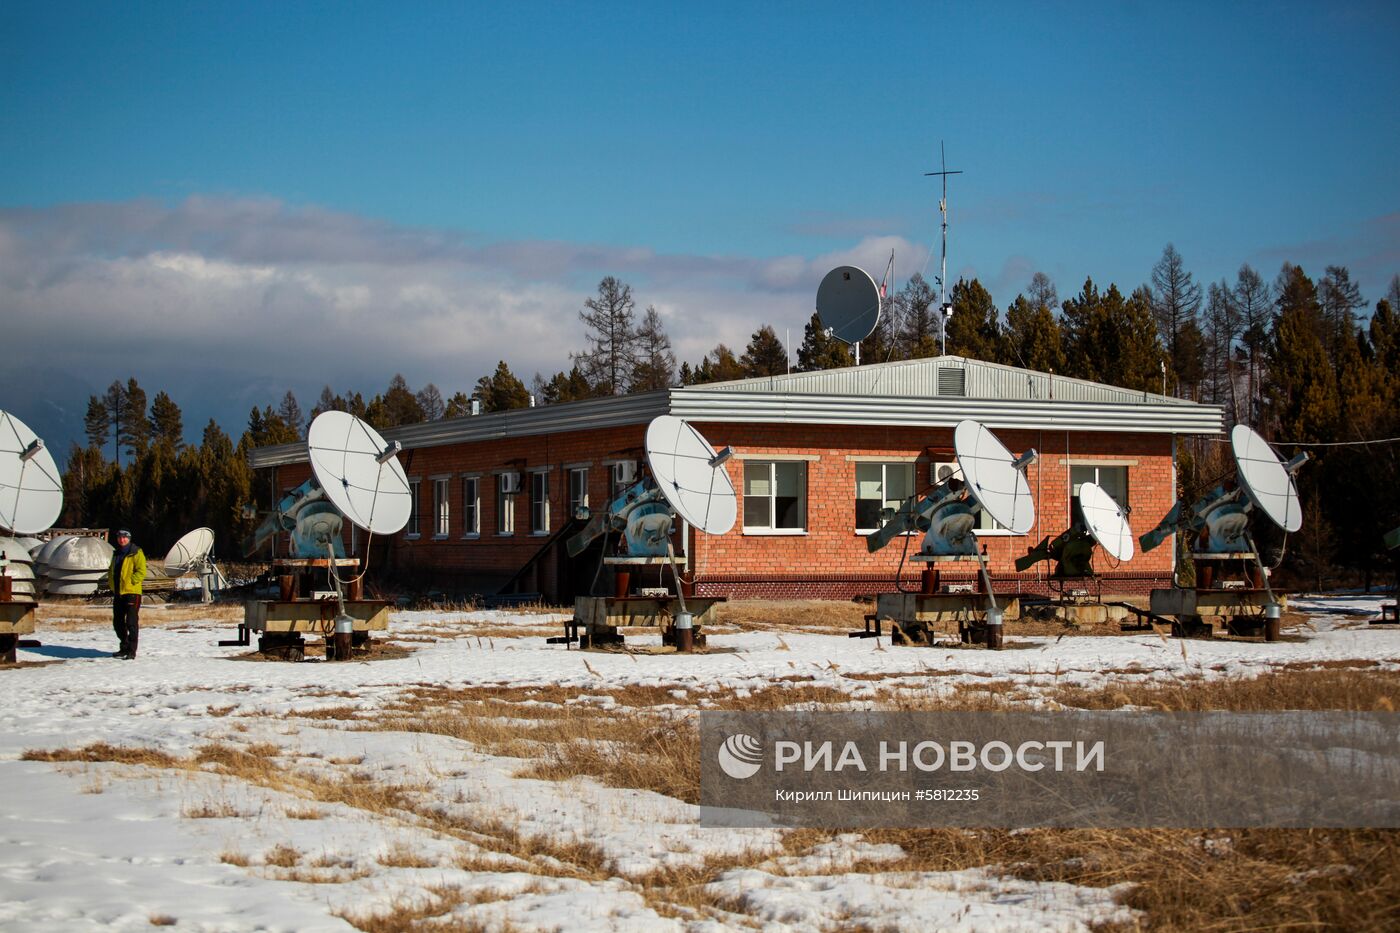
[
  {"x1": 228, "y1": 640, "x2": 416, "y2": 663},
  {"x1": 718, "y1": 599, "x2": 870, "y2": 634}
]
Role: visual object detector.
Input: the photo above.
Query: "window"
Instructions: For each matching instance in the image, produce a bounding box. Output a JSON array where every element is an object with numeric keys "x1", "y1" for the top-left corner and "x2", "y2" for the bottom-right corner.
[
  {"x1": 743, "y1": 461, "x2": 806, "y2": 532},
  {"x1": 496, "y1": 475, "x2": 515, "y2": 535},
  {"x1": 530, "y1": 471, "x2": 549, "y2": 535},
  {"x1": 855, "y1": 462, "x2": 915, "y2": 532},
  {"x1": 432, "y1": 477, "x2": 450, "y2": 538},
  {"x1": 1071, "y1": 465, "x2": 1129, "y2": 526},
  {"x1": 406, "y1": 478, "x2": 421, "y2": 537},
  {"x1": 461, "y1": 476, "x2": 480, "y2": 537},
  {"x1": 568, "y1": 467, "x2": 589, "y2": 519},
  {"x1": 933, "y1": 460, "x2": 1010, "y2": 533}
]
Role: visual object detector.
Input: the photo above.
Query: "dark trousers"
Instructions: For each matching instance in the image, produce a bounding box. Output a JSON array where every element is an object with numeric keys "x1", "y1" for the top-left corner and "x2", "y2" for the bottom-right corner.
[{"x1": 113, "y1": 594, "x2": 141, "y2": 655}]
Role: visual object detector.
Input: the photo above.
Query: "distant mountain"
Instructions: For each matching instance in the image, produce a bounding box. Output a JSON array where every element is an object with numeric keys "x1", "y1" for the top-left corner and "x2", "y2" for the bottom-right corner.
[{"x1": 0, "y1": 365, "x2": 98, "y2": 469}]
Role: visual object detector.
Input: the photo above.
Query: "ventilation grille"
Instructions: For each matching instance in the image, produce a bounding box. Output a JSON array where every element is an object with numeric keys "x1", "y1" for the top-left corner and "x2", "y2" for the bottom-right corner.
[{"x1": 937, "y1": 367, "x2": 966, "y2": 397}]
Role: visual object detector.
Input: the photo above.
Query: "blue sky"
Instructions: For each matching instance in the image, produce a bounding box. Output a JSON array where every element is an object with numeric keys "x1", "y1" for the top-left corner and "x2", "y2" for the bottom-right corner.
[{"x1": 2, "y1": 2, "x2": 1397, "y2": 451}]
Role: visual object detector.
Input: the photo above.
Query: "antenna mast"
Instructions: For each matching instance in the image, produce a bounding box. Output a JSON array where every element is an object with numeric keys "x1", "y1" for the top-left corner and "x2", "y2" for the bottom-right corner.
[{"x1": 924, "y1": 141, "x2": 963, "y2": 356}]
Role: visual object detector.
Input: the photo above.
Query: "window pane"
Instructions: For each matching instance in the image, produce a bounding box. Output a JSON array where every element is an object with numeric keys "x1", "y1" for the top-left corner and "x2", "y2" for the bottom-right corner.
[
  {"x1": 774, "y1": 461, "x2": 802, "y2": 497},
  {"x1": 744, "y1": 463, "x2": 771, "y2": 498},
  {"x1": 855, "y1": 499, "x2": 882, "y2": 529},
  {"x1": 744, "y1": 495, "x2": 772, "y2": 528},
  {"x1": 886, "y1": 463, "x2": 913, "y2": 505},
  {"x1": 463, "y1": 478, "x2": 478, "y2": 535},
  {"x1": 855, "y1": 463, "x2": 882, "y2": 500}
]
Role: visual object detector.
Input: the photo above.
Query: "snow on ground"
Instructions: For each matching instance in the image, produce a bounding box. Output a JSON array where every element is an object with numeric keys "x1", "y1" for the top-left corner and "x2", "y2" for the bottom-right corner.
[{"x1": 0, "y1": 595, "x2": 1396, "y2": 930}]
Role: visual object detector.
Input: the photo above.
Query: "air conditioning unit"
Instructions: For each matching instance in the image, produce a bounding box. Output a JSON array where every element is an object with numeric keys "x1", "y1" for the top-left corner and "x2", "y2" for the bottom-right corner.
[
  {"x1": 613, "y1": 460, "x2": 637, "y2": 485},
  {"x1": 499, "y1": 472, "x2": 522, "y2": 494}
]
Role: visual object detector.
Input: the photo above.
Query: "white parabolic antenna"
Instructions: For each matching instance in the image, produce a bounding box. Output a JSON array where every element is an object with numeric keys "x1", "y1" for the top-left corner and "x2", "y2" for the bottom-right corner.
[
  {"x1": 1231, "y1": 424, "x2": 1303, "y2": 533},
  {"x1": 0, "y1": 410, "x2": 64, "y2": 536},
  {"x1": 954, "y1": 419, "x2": 1035, "y2": 535},
  {"x1": 644, "y1": 416, "x2": 737, "y2": 535},
  {"x1": 816, "y1": 265, "x2": 882, "y2": 346},
  {"x1": 164, "y1": 527, "x2": 215, "y2": 574},
  {"x1": 307, "y1": 411, "x2": 412, "y2": 535},
  {"x1": 1079, "y1": 481, "x2": 1134, "y2": 562}
]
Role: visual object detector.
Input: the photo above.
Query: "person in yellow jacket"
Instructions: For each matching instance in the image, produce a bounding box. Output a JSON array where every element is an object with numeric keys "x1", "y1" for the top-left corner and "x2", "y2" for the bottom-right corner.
[{"x1": 108, "y1": 528, "x2": 147, "y2": 659}]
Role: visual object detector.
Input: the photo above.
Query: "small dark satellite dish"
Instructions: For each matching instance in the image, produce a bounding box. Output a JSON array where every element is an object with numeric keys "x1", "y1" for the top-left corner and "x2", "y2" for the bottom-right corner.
[{"x1": 816, "y1": 265, "x2": 881, "y2": 346}]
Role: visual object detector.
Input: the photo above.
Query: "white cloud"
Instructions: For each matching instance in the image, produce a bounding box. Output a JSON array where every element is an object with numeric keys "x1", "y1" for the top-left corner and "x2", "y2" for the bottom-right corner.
[{"x1": 3, "y1": 198, "x2": 933, "y2": 431}]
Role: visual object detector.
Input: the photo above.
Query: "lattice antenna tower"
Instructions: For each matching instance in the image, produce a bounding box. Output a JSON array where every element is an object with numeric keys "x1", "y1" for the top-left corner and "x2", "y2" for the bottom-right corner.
[{"x1": 924, "y1": 141, "x2": 963, "y2": 356}]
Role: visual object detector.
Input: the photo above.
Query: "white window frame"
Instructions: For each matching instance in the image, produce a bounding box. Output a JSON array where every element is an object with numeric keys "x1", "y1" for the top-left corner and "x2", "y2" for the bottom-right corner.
[
  {"x1": 568, "y1": 466, "x2": 589, "y2": 520},
  {"x1": 405, "y1": 477, "x2": 422, "y2": 538},
  {"x1": 529, "y1": 470, "x2": 550, "y2": 536},
  {"x1": 1070, "y1": 464, "x2": 1130, "y2": 526},
  {"x1": 432, "y1": 476, "x2": 450, "y2": 539},
  {"x1": 854, "y1": 460, "x2": 916, "y2": 534},
  {"x1": 461, "y1": 475, "x2": 480, "y2": 538},
  {"x1": 496, "y1": 473, "x2": 516, "y2": 536},
  {"x1": 742, "y1": 460, "x2": 808, "y2": 534}
]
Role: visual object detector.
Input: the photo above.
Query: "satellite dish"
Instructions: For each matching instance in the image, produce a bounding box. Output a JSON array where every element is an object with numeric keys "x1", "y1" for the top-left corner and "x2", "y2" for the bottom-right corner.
[
  {"x1": 164, "y1": 527, "x2": 215, "y2": 574},
  {"x1": 954, "y1": 420, "x2": 1036, "y2": 535},
  {"x1": 307, "y1": 411, "x2": 412, "y2": 535},
  {"x1": 644, "y1": 416, "x2": 737, "y2": 535},
  {"x1": 0, "y1": 410, "x2": 64, "y2": 536},
  {"x1": 816, "y1": 265, "x2": 882, "y2": 346},
  {"x1": 1231, "y1": 425, "x2": 1302, "y2": 533},
  {"x1": 1079, "y1": 481, "x2": 1134, "y2": 562}
]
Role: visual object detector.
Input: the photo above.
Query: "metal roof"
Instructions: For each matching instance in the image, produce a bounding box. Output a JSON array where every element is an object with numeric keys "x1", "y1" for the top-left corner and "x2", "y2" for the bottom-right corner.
[
  {"x1": 692, "y1": 355, "x2": 1189, "y2": 406},
  {"x1": 248, "y1": 357, "x2": 1221, "y2": 469}
]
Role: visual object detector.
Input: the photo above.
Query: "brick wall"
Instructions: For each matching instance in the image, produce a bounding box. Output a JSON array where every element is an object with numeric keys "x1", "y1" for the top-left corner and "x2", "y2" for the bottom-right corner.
[{"x1": 262, "y1": 420, "x2": 1177, "y2": 601}]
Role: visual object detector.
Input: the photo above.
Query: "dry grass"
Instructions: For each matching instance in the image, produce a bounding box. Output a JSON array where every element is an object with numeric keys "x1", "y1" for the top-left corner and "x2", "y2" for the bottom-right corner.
[
  {"x1": 838, "y1": 826, "x2": 1400, "y2": 932},
  {"x1": 181, "y1": 800, "x2": 245, "y2": 819},
  {"x1": 718, "y1": 599, "x2": 871, "y2": 634},
  {"x1": 263, "y1": 843, "x2": 302, "y2": 867},
  {"x1": 22, "y1": 658, "x2": 1400, "y2": 931},
  {"x1": 333, "y1": 884, "x2": 481, "y2": 932},
  {"x1": 378, "y1": 841, "x2": 440, "y2": 869}
]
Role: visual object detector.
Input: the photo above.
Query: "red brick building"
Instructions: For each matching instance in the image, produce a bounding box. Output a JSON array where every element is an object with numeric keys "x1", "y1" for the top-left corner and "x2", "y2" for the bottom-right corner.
[{"x1": 249, "y1": 357, "x2": 1221, "y2": 601}]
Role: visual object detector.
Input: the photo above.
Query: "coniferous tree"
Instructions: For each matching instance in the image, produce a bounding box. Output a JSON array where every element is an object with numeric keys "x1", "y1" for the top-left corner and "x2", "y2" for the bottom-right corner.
[
  {"x1": 444, "y1": 390, "x2": 473, "y2": 418},
  {"x1": 84, "y1": 395, "x2": 111, "y2": 451},
  {"x1": 630, "y1": 305, "x2": 676, "y2": 392},
  {"x1": 149, "y1": 391, "x2": 184, "y2": 451},
  {"x1": 121, "y1": 378, "x2": 151, "y2": 458},
  {"x1": 945, "y1": 278, "x2": 1006, "y2": 363},
  {"x1": 276, "y1": 390, "x2": 305, "y2": 438},
  {"x1": 574, "y1": 276, "x2": 638, "y2": 395},
  {"x1": 310, "y1": 386, "x2": 348, "y2": 420},
  {"x1": 795, "y1": 313, "x2": 853, "y2": 371},
  {"x1": 381, "y1": 374, "x2": 426, "y2": 426},
  {"x1": 534, "y1": 366, "x2": 593, "y2": 404},
  {"x1": 1265, "y1": 264, "x2": 1337, "y2": 444},
  {"x1": 1004, "y1": 293, "x2": 1066, "y2": 374},
  {"x1": 100, "y1": 381, "x2": 127, "y2": 464},
  {"x1": 1062, "y1": 278, "x2": 1165, "y2": 392},
  {"x1": 473, "y1": 361, "x2": 531, "y2": 412},
  {"x1": 740, "y1": 325, "x2": 788, "y2": 377}
]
